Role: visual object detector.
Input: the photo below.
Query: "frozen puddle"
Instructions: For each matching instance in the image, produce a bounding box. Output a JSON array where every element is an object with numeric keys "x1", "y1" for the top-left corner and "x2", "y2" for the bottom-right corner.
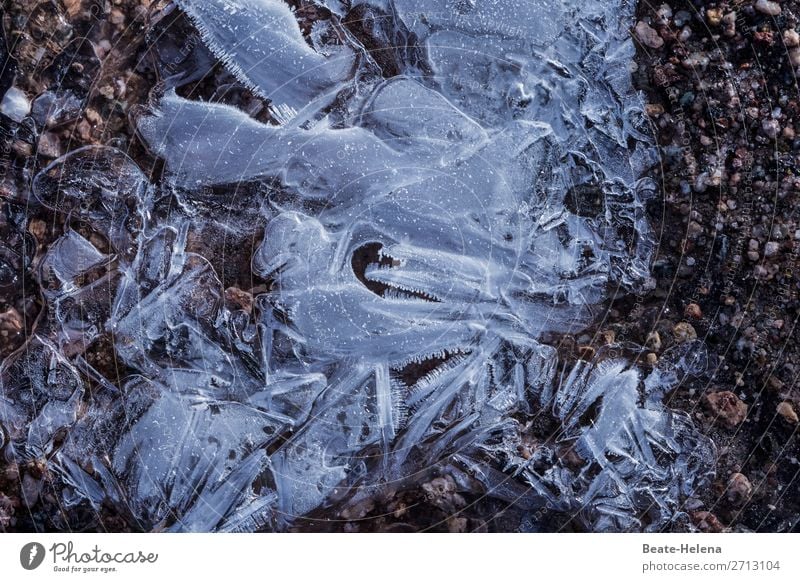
[{"x1": 0, "y1": 0, "x2": 714, "y2": 531}]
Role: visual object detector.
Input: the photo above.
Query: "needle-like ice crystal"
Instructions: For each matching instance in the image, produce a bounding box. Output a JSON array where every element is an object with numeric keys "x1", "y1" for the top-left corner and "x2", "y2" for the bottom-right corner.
[{"x1": 0, "y1": 0, "x2": 714, "y2": 532}]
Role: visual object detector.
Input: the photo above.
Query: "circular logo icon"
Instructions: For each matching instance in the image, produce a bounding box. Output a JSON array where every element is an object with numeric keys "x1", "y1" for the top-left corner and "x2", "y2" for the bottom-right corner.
[{"x1": 20, "y1": 542, "x2": 46, "y2": 570}]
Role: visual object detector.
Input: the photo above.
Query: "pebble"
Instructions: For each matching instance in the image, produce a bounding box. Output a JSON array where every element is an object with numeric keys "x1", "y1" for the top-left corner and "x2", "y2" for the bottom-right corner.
[
  {"x1": 655, "y1": 4, "x2": 672, "y2": 26},
  {"x1": 0, "y1": 87, "x2": 30, "y2": 122},
  {"x1": 723, "y1": 11, "x2": 737, "y2": 37},
  {"x1": 685, "y1": 303, "x2": 702, "y2": 319},
  {"x1": 635, "y1": 21, "x2": 664, "y2": 49},
  {"x1": 61, "y1": 0, "x2": 82, "y2": 17},
  {"x1": 599, "y1": 330, "x2": 616, "y2": 345},
  {"x1": 705, "y1": 391, "x2": 748, "y2": 428},
  {"x1": 646, "y1": 103, "x2": 664, "y2": 116},
  {"x1": 691, "y1": 511, "x2": 724, "y2": 532},
  {"x1": 755, "y1": 0, "x2": 782, "y2": 16},
  {"x1": 673, "y1": 322, "x2": 697, "y2": 343},
  {"x1": 706, "y1": 8, "x2": 722, "y2": 27},
  {"x1": 777, "y1": 401, "x2": 798, "y2": 424},
  {"x1": 764, "y1": 241, "x2": 780, "y2": 257},
  {"x1": 645, "y1": 330, "x2": 662, "y2": 350},
  {"x1": 727, "y1": 473, "x2": 753, "y2": 505},
  {"x1": 37, "y1": 131, "x2": 63, "y2": 158},
  {"x1": 673, "y1": 10, "x2": 691, "y2": 27},
  {"x1": 784, "y1": 29, "x2": 800, "y2": 48},
  {"x1": 761, "y1": 118, "x2": 780, "y2": 139}
]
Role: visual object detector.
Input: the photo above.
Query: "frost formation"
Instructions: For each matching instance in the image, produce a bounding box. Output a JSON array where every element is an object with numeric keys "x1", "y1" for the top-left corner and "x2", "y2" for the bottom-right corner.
[{"x1": 0, "y1": 0, "x2": 714, "y2": 531}]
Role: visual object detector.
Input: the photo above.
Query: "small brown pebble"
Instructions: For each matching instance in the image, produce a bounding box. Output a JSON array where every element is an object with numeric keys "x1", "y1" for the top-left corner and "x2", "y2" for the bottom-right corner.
[
  {"x1": 754, "y1": 30, "x2": 775, "y2": 44},
  {"x1": 727, "y1": 473, "x2": 752, "y2": 506},
  {"x1": 62, "y1": 0, "x2": 82, "y2": 18},
  {"x1": 599, "y1": 329, "x2": 616, "y2": 345},
  {"x1": 646, "y1": 353, "x2": 658, "y2": 365},
  {"x1": 37, "y1": 131, "x2": 63, "y2": 158},
  {"x1": 645, "y1": 331, "x2": 662, "y2": 351},
  {"x1": 691, "y1": 511, "x2": 724, "y2": 533},
  {"x1": 98, "y1": 84, "x2": 115, "y2": 100},
  {"x1": 706, "y1": 8, "x2": 722, "y2": 26},
  {"x1": 634, "y1": 21, "x2": 664, "y2": 49},
  {"x1": 577, "y1": 345, "x2": 595, "y2": 361},
  {"x1": 645, "y1": 103, "x2": 664, "y2": 116},
  {"x1": 673, "y1": 322, "x2": 697, "y2": 343},
  {"x1": 776, "y1": 401, "x2": 798, "y2": 424},
  {"x1": 704, "y1": 391, "x2": 748, "y2": 428},
  {"x1": 684, "y1": 303, "x2": 702, "y2": 319},
  {"x1": 784, "y1": 29, "x2": 800, "y2": 47}
]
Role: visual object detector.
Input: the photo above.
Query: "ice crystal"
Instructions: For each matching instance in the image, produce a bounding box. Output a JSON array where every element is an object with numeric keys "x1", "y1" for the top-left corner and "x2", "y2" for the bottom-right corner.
[{"x1": 0, "y1": 0, "x2": 713, "y2": 532}]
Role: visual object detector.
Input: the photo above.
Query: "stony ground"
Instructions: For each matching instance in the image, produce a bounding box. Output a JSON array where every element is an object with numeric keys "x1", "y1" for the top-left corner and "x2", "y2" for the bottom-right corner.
[
  {"x1": 622, "y1": 0, "x2": 800, "y2": 532},
  {"x1": 0, "y1": 0, "x2": 798, "y2": 532}
]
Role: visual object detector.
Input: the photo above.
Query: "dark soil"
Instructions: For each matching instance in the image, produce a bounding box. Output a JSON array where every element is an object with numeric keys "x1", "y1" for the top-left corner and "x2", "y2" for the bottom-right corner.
[{"x1": 622, "y1": 0, "x2": 800, "y2": 532}]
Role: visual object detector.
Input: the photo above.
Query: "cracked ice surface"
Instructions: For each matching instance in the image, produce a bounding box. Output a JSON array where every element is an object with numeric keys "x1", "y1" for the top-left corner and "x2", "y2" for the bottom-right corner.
[{"x1": 0, "y1": 0, "x2": 714, "y2": 531}]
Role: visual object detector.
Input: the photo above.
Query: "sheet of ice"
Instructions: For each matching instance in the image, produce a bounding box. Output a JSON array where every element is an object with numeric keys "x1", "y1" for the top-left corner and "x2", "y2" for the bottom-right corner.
[
  {"x1": 174, "y1": 0, "x2": 354, "y2": 115},
  {"x1": 0, "y1": 0, "x2": 715, "y2": 532}
]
